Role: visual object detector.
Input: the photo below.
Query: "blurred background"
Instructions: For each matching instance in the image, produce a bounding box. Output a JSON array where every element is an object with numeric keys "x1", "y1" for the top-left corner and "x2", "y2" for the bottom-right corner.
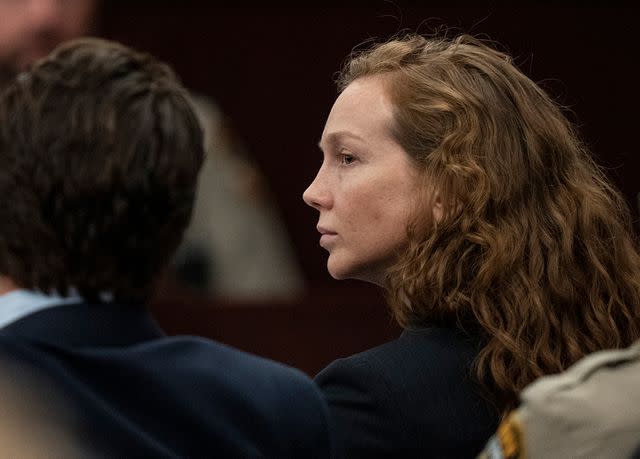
[{"x1": 3, "y1": 0, "x2": 638, "y2": 375}]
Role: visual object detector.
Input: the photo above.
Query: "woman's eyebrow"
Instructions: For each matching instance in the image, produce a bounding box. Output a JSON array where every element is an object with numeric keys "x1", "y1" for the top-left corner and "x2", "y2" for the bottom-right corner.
[{"x1": 319, "y1": 131, "x2": 366, "y2": 150}]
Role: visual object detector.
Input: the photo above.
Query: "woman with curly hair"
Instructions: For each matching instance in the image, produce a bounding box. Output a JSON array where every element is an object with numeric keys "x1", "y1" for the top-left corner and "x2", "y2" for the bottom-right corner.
[{"x1": 303, "y1": 33, "x2": 640, "y2": 458}]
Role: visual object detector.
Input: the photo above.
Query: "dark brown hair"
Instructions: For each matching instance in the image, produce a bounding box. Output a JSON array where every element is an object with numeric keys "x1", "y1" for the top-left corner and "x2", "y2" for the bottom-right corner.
[
  {"x1": 338, "y1": 34, "x2": 640, "y2": 413},
  {"x1": 0, "y1": 38, "x2": 204, "y2": 301}
]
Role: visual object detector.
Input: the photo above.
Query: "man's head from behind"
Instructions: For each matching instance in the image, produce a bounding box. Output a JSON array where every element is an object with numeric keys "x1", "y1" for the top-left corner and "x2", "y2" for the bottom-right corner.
[{"x1": 0, "y1": 38, "x2": 204, "y2": 301}]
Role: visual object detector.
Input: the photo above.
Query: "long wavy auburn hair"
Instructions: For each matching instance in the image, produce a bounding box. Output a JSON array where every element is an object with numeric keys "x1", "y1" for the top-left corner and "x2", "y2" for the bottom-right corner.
[{"x1": 337, "y1": 34, "x2": 640, "y2": 413}]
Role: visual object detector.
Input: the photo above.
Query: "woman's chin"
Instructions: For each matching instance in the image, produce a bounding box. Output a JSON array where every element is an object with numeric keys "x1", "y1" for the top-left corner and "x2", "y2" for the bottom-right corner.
[
  {"x1": 327, "y1": 261, "x2": 382, "y2": 286},
  {"x1": 327, "y1": 266, "x2": 349, "y2": 281},
  {"x1": 326, "y1": 257, "x2": 352, "y2": 281}
]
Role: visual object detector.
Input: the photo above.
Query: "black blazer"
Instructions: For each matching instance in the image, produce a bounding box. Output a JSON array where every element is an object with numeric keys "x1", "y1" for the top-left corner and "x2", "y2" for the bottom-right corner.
[
  {"x1": 0, "y1": 302, "x2": 332, "y2": 458},
  {"x1": 316, "y1": 327, "x2": 499, "y2": 458}
]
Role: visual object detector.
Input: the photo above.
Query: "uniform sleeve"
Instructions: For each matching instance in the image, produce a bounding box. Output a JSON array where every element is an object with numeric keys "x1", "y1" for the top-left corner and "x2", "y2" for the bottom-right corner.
[{"x1": 315, "y1": 356, "x2": 408, "y2": 459}]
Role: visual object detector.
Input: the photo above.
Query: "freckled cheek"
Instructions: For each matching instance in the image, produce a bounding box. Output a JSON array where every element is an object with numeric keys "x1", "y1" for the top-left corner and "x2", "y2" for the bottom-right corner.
[
  {"x1": 336, "y1": 177, "x2": 411, "y2": 239},
  {"x1": 344, "y1": 199, "x2": 398, "y2": 250},
  {"x1": 338, "y1": 189, "x2": 381, "y2": 234},
  {"x1": 369, "y1": 193, "x2": 414, "y2": 247}
]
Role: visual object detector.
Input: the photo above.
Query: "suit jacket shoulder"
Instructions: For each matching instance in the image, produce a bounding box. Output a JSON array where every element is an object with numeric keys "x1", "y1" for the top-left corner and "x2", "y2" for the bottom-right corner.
[
  {"x1": 316, "y1": 326, "x2": 499, "y2": 458},
  {"x1": 0, "y1": 303, "x2": 332, "y2": 458}
]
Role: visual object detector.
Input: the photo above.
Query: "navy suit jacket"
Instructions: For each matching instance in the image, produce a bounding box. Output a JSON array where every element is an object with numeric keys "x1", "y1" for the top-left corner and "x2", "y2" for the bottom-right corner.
[
  {"x1": 316, "y1": 327, "x2": 499, "y2": 458},
  {"x1": 0, "y1": 302, "x2": 332, "y2": 458}
]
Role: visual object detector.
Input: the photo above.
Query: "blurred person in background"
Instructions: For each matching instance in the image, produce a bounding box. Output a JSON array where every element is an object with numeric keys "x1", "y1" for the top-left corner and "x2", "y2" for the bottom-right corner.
[
  {"x1": 0, "y1": 0, "x2": 304, "y2": 301},
  {"x1": 0, "y1": 0, "x2": 99, "y2": 87},
  {"x1": 179, "y1": 92, "x2": 304, "y2": 300},
  {"x1": 0, "y1": 37, "x2": 331, "y2": 457}
]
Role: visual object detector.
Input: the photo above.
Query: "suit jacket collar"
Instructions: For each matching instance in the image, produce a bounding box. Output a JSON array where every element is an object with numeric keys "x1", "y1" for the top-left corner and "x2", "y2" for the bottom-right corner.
[{"x1": 0, "y1": 302, "x2": 165, "y2": 348}]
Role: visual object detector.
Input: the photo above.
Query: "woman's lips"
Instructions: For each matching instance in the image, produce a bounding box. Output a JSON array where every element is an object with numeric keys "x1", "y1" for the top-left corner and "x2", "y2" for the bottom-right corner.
[
  {"x1": 317, "y1": 226, "x2": 338, "y2": 248},
  {"x1": 320, "y1": 233, "x2": 337, "y2": 247}
]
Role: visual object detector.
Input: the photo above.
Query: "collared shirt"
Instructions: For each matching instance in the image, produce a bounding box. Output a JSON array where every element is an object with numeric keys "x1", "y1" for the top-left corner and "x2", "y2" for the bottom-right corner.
[{"x1": 0, "y1": 289, "x2": 83, "y2": 329}]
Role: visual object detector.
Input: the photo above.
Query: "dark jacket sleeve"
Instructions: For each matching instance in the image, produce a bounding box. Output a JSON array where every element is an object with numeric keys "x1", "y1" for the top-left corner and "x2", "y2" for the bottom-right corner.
[
  {"x1": 315, "y1": 356, "x2": 410, "y2": 459},
  {"x1": 275, "y1": 367, "x2": 335, "y2": 459}
]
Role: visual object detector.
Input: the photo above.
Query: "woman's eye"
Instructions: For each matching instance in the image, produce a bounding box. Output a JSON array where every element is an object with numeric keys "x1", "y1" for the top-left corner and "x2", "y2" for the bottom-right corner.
[{"x1": 339, "y1": 154, "x2": 355, "y2": 165}]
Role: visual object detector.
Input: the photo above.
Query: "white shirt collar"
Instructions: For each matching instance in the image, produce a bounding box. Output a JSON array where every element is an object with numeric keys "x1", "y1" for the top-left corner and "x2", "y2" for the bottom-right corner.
[{"x1": 0, "y1": 289, "x2": 83, "y2": 329}]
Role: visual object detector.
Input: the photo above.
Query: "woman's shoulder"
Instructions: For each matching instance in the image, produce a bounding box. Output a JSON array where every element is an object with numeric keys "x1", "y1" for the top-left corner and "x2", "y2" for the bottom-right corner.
[
  {"x1": 315, "y1": 326, "x2": 498, "y2": 457},
  {"x1": 323, "y1": 326, "x2": 479, "y2": 375},
  {"x1": 316, "y1": 325, "x2": 483, "y2": 409}
]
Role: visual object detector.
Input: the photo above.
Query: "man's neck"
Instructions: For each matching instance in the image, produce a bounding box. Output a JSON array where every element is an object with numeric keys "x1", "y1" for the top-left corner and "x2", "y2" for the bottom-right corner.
[{"x1": 0, "y1": 277, "x2": 19, "y2": 296}]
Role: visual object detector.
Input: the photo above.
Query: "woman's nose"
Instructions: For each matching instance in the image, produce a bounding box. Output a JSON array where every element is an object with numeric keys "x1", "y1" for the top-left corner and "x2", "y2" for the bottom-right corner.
[{"x1": 303, "y1": 171, "x2": 331, "y2": 210}]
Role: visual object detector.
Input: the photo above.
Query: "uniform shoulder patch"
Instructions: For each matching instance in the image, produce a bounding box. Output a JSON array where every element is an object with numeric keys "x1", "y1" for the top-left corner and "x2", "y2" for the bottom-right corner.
[{"x1": 478, "y1": 411, "x2": 525, "y2": 459}]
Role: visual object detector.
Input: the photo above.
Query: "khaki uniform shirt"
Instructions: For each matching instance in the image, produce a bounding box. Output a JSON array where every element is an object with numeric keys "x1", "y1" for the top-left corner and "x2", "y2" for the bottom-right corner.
[{"x1": 478, "y1": 341, "x2": 640, "y2": 459}]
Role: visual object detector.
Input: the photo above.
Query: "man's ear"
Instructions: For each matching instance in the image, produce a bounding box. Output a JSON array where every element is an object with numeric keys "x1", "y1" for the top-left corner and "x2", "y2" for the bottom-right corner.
[{"x1": 0, "y1": 276, "x2": 19, "y2": 295}]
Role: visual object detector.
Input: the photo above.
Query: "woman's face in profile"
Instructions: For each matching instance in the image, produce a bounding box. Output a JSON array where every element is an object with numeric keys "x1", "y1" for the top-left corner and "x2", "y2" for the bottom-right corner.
[{"x1": 303, "y1": 76, "x2": 419, "y2": 286}]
